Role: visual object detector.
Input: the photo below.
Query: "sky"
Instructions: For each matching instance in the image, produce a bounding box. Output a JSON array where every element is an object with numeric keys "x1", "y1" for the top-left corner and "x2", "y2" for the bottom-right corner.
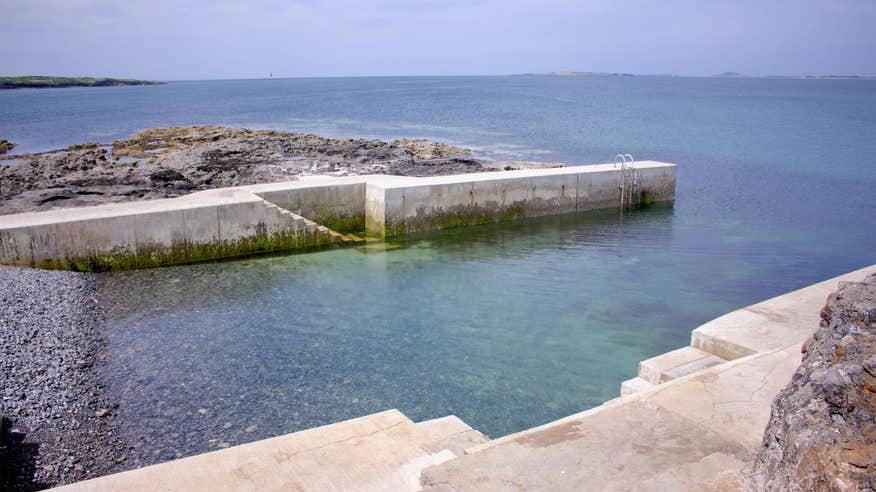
[{"x1": 1, "y1": 0, "x2": 875, "y2": 80}]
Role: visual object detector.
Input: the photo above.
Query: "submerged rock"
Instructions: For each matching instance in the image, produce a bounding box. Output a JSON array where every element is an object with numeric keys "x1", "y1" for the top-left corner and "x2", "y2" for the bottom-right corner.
[
  {"x1": 0, "y1": 125, "x2": 490, "y2": 215},
  {"x1": 753, "y1": 273, "x2": 876, "y2": 490}
]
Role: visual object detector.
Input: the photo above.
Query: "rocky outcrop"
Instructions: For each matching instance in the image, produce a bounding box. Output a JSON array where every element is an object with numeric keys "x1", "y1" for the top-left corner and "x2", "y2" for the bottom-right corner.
[
  {"x1": 391, "y1": 138, "x2": 470, "y2": 160},
  {"x1": 0, "y1": 126, "x2": 489, "y2": 215},
  {"x1": 0, "y1": 139, "x2": 14, "y2": 155},
  {"x1": 753, "y1": 273, "x2": 876, "y2": 491}
]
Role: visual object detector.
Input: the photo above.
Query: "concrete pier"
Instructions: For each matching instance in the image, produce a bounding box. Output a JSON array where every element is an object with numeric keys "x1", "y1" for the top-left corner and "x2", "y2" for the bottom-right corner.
[{"x1": 0, "y1": 161, "x2": 676, "y2": 270}]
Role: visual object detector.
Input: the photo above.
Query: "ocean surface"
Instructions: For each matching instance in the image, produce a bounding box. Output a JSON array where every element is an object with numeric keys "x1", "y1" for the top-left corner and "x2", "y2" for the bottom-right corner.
[{"x1": 3, "y1": 76, "x2": 875, "y2": 464}]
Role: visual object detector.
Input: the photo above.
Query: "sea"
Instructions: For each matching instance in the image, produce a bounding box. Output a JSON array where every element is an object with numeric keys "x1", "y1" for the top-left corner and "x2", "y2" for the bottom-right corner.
[{"x1": 2, "y1": 75, "x2": 874, "y2": 464}]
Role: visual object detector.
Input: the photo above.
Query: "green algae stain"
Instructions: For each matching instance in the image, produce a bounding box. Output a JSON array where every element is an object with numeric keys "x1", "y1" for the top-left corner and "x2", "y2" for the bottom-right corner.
[{"x1": 33, "y1": 229, "x2": 345, "y2": 272}]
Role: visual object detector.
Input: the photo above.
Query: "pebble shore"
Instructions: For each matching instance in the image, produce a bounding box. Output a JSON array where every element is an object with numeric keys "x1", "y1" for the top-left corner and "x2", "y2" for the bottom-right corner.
[{"x1": 0, "y1": 266, "x2": 126, "y2": 490}]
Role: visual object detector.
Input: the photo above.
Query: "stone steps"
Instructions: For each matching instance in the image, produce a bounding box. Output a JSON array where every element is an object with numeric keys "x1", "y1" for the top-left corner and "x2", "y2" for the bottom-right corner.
[
  {"x1": 620, "y1": 347, "x2": 729, "y2": 396},
  {"x1": 620, "y1": 376, "x2": 657, "y2": 396},
  {"x1": 639, "y1": 346, "x2": 727, "y2": 384},
  {"x1": 50, "y1": 409, "x2": 461, "y2": 492},
  {"x1": 261, "y1": 199, "x2": 365, "y2": 245},
  {"x1": 420, "y1": 397, "x2": 755, "y2": 492},
  {"x1": 416, "y1": 415, "x2": 489, "y2": 456}
]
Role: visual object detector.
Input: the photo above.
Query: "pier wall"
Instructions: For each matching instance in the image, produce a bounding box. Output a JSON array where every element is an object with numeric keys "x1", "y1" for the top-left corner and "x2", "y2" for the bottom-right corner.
[
  {"x1": 0, "y1": 162, "x2": 677, "y2": 270},
  {"x1": 369, "y1": 162, "x2": 675, "y2": 236},
  {"x1": 255, "y1": 182, "x2": 367, "y2": 233},
  {"x1": 0, "y1": 189, "x2": 339, "y2": 271}
]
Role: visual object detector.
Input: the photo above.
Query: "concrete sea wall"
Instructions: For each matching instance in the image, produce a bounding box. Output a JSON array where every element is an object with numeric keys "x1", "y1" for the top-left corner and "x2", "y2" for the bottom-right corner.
[
  {"x1": 0, "y1": 162, "x2": 676, "y2": 270},
  {"x1": 368, "y1": 162, "x2": 675, "y2": 236},
  {"x1": 0, "y1": 189, "x2": 339, "y2": 271}
]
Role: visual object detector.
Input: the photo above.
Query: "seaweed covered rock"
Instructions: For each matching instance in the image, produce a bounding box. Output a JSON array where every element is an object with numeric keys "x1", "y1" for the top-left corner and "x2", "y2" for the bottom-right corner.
[{"x1": 754, "y1": 273, "x2": 876, "y2": 491}]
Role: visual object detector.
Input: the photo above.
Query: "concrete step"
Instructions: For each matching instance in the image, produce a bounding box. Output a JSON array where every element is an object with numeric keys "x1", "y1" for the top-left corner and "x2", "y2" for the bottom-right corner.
[
  {"x1": 620, "y1": 376, "x2": 656, "y2": 396},
  {"x1": 638, "y1": 346, "x2": 727, "y2": 384},
  {"x1": 51, "y1": 409, "x2": 455, "y2": 492},
  {"x1": 416, "y1": 415, "x2": 489, "y2": 456},
  {"x1": 420, "y1": 398, "x2": 754, "y2": 492},
  {"x1": 259, "y1": 198, "x2": 361, "y2": 247},
  {"x1": 421, "y1": 344, "x2": 808, "y2": 491}
]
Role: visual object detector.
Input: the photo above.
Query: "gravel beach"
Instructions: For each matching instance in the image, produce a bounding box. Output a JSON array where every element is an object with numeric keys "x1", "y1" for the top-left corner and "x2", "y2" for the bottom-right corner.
[{"x1": 0, "y1": 266, "x2": 126, "y2": 490}]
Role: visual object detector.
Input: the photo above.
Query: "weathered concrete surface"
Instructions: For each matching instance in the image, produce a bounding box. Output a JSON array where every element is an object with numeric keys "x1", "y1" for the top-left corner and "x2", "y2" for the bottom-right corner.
[
  {"x1": 49, "y1": 409, "x2": 457, "y2": 492},
  {"x1": 638, "y1": 346, "x2": 725, "y2": 384},
  {"x1": 255, "y1": 181, "x2": 367, "y2": 233},
  {"x1": 417, "y1": 416, "x2": 490, "y2": 457},
  {"x1": 0, "y1": 162, "x2": 677, "y2": 270},
  {"x1": 421, "y1": 264, "x2": 876, "y2": 491},
  {"x1": 422, "y1": 400, "x2": 754, "y2": 491},
  {"x1": 0, "y1": 187, "x2": 342, "y2": 271},
  {"x1": 366, "y1": 161, "x2": 676, "y2": 237},
  {"x1": 692, "y1": 264, "x2": 876, "y2": 360},
  {"x1": 620, "y1": 376, "x2": 656, "y2": 396}
]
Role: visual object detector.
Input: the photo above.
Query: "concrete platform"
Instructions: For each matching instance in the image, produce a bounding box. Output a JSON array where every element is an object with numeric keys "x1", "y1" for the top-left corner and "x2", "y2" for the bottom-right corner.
[
  {"x1": 50, "y1": 409, "x2": 458, "y2": 492},
  {"x1": 691, "y1": 264, "x2": 876, "y2": 360}
]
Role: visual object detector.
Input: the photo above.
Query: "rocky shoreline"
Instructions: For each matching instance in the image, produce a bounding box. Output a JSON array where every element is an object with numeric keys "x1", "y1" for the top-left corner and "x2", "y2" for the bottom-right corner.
[
  {"x1": 0, "y1": 126, "x2": 494, "y2": 215},
  {"x1": 754, "y1": 273, "x2": 876, "y2": 490},
  {"x1": 0, "y1": 267, "x2": 127, "y2": 490},
  {"x1": 0, "y1": 77, "x2": 162, "y2": 90}
]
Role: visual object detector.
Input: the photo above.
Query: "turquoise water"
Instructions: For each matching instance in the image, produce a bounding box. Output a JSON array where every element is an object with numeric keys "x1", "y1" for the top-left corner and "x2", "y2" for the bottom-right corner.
[{"x1": 2, "y1": 76, "x2": 875, "y2": 464}]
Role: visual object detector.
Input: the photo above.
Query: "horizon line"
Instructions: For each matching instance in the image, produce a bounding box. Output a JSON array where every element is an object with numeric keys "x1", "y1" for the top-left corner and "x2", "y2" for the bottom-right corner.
[{"x1": 3, "y1": 72, "x2": 876, "y2": 83}]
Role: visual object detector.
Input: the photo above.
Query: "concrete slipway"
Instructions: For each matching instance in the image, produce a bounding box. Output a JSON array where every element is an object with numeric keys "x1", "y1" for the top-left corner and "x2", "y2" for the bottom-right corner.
[
  {"x1": 46, "y1": 264, "x2": 876, "y2": 491},
  {"x1": 0, "y1": 161, "x2": 676, "y2": 270}
]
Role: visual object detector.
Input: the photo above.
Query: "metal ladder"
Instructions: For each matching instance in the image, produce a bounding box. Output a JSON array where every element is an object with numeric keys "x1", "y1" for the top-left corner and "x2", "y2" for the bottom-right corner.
[{"x1": 614, "y1": 153, "x2": 638, "y2": 212}]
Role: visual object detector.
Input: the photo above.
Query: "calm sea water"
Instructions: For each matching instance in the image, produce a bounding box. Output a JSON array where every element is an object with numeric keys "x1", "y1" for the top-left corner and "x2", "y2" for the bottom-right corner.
[{"x1": 3, "y1": 76, "x2": 875, "y2": 465}]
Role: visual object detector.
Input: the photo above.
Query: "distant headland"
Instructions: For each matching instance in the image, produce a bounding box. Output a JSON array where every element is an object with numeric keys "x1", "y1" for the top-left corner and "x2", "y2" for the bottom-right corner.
[
  {"x1": 0, "y1": 76, "x2": 164, "y2": 90},
  {"x1": 516, "y1": 71, "x2": 875, "y2": 80},
  {"x1": 713, "y1": 71, "x2": 876, "y2": 80}
]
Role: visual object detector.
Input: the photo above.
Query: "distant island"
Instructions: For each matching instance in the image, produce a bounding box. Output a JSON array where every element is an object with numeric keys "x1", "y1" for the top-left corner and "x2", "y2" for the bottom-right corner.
[
  {"x1": 516, "y1": 71, "x2": 874, "y2": 80},
  {"x1": 0, "y1": 76, "x2": 164, "y2": 90},
  {"x1": 714, "y1": 72, "x2": 876, "y2": 80},
  {"x1": 517, "y1": 71, "x2": 635, "y2": 78}
]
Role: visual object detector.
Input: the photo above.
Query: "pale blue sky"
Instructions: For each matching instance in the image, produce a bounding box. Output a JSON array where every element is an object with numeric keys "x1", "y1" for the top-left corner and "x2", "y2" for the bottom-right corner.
[{"x1": 2, "y1": 0, "x2": 874, "y2": 80}]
